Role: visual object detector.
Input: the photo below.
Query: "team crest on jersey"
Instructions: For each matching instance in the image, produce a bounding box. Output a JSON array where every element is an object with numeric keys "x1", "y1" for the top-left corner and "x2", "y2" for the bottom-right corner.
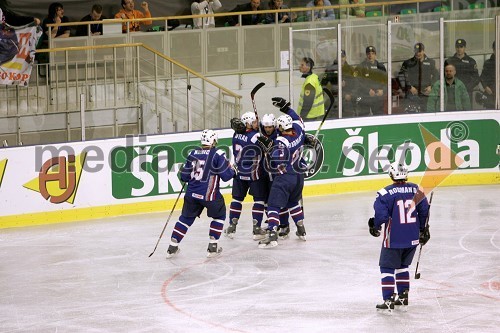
[{"x1": 302, "y1": 135, "x2": 324, "y2": 179}]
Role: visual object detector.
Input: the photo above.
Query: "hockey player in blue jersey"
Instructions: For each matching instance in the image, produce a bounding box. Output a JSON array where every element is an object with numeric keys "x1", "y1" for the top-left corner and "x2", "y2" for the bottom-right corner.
[
  {"x1": 259, "y1": 97, "x2": 307, "y2": 249},
  {"x1": 369, "y1": 162, "x2": 430, "y2": 312},
  {"x1": 166, "y1": 129, "x2": 235, "y2": 259},
  {"x1": 225, "y1": 112, "x2": 269, "y2": 241},
  {"x1": 260, "y1": 114, "x2": 291, "y2": 239}
]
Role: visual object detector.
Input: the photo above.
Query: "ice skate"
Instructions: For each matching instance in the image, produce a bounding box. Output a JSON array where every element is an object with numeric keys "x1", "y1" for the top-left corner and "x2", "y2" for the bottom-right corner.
[
  {"x1": 376, "y1": 294, "x2": 395, "y2": 314},
  {"x1": 258, "y1": 229, "x2": 278, "y2": 249},
  {"x1": 394, "y1": 289, "x2": 409, "y2": 312},
  {"x1": 206, "y1": 241, "x2": 222, "y2": 258},
  {"x1": 295, "y1": 220, "x2": 306, "y2": 241},
  {"x1": 252, "y1": 219, "x2": 267, "y2": 241},
  {"x1": 224, "y1": 218, "x2": 238, "y2": 239},
  {"x1": 166, "y1": 240, "x2": 180, "y2": 259},
  {"x1": 278, "y1": 225, "x2": 290, "y2": 239}
]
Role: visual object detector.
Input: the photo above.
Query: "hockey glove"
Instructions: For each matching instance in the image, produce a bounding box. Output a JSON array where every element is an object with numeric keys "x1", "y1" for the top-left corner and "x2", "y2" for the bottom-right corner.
[
  {"x1": 256, "y1": 135, "x2": 273, "y2": 154},
  {"x1": 419, "y1": 225, "x2": 430, "y2": 245},
  {"x1": 271, "y1": 97, "x2": 291, "y2": 113},
  {"x1": 304, "y1": 133, "x2": 318, "y2": 146},
  {"x1": 230, "y1": 117, "x2": 246, "y2": 134},
  {"x1": 368, "y1": 217, "x2": 380, "y2": 237}
]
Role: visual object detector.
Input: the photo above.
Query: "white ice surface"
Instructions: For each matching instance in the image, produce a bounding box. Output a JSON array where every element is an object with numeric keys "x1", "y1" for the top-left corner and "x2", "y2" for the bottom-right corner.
[{"x1": 1, "y1": 185, "x2": 499, "y2": 333}]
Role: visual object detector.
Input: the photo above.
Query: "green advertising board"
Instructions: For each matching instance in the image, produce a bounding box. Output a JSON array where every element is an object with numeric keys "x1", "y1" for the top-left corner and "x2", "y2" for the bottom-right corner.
[{"x1": 111, "y1": 119, "x2": 499, "y2": 199}]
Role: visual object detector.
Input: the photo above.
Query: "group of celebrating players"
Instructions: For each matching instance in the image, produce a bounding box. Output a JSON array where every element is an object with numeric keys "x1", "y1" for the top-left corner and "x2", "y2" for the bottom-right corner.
[
  {"x1": 160, "y1": 94, "x2": 431, "y2": 314},
  {"x1": 165, "y1": 96, "x2": 308, "y2": 258}
]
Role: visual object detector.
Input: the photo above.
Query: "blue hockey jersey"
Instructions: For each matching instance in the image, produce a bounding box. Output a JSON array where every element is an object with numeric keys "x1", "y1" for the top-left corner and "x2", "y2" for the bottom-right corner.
[
  {"x1": 373, "y1": 182, "x2": 430, "y2": 248},
  {"x1": 180, "y1": 147, "x2": 235, "y2": 201},
  {"x1": 270, "y1": 108, "x2": 305, "y2": 175},
  {"x1": 232, "y1": 129, "x2": 263, "y2": 181}
]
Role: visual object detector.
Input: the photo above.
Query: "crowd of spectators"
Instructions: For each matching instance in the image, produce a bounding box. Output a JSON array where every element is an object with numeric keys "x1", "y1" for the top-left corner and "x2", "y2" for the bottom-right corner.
[{"x1": 2, "y1": 0, "x2": 497, "y2": 112}]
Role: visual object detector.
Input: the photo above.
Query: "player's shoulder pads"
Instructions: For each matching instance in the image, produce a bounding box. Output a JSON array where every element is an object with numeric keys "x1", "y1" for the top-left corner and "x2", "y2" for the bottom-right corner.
[
  {"x1": 276, "y1": 136, "x2": 290, "y2": 148},
  {"x1": 377, "y1": 188, "x2": 388, "y2": 196}
]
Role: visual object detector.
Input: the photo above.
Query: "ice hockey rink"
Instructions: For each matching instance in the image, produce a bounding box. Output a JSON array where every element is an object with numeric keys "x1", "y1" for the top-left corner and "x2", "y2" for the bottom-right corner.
[{"x1": 1, "y1": 184, "x2": 499, "y2": 333}]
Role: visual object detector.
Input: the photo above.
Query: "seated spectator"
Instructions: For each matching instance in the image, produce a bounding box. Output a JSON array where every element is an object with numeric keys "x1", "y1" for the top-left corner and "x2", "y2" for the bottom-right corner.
[
  {"x1": 264, "y1": 0, "x2": 291, "y2": 24},
  {"x1": 0, "y1": 0, "x2": 40, "y2": 26},
  {"x1": 115, "y1": 0, "x2": 152, "y2": 33},
  {"x1": 42, "y1": 2, "x2": 70, "y2": 41},
  {"x1": 427, "y1": 64, "x2": 471, "y2": 112},
  {"x1": 226, "y1": 0, "x2": 263, "y2": 26},
  {"x1": 76, "y1": 4, "x2": 107, "y2": 36},
  {"x1": 306, "y1": 0, "x2": 335, "y2": 21},
  {"x1": 191, "y1": 1, "x2": 222, "y2": 29},
  {"x1": 339, "y1": 0, "x2": 365, "y2": 19}
]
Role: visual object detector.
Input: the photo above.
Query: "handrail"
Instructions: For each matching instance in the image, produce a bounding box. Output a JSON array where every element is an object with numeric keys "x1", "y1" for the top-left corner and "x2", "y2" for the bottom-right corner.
[
  {"x1": 45, "y1": 0, "x2": 446, "y2": 29},
  {"x1": 35, "y1": 42, "x2": 242, "y2": 100}
]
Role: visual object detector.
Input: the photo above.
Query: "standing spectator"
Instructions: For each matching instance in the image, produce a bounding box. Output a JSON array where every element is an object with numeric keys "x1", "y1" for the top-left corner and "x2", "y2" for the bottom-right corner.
[
  {"x1": 354, "y1": 46, "x2": 387, "y2": 116},
  {"x1": 306, "y1": 0, "x2": 335, "y2": 21},
  {"x1": 427, "y1": 63, "x2": 471, "y2": 112},
  {"x1": 0, "y1": 0, "x2": 40, "y2": 26},
  {"x1": 398, "y1": 42, "x2": 438, "y2": 113},
  {"x1": 368, "y1": 162, "x2": 430, "y2": 313},
  {"x1": 226, "y1": 0, "x2": 263, "y2": 26},
  {"x1": 298, "y1": 57, "x2": 325, "y2": 120},
  {"x1": 115, "y1": 0, "x2": 152, "y2": 33},
  {"x1": 191, "y1": 0, "x2": 222, "y2": 29},
  {"x1": 259, "y1": 97, "x2": 307, "y2": 249},
  {"x1": 42, "y1": 2, "x2": 70, "y2": 41},
  {"x1": 264, "y1": 0, "x2": 291, "y2": 24},
  {"x1": 321, "y1": 50, "x2": 356, "y2": 117},
  {"x1": 166, "y1": 129, "x2": 235, "y2": 259},
  {"x1": 479, "y1": 41, "x2": 496, "y2": 109},
  {"x1": 76, "y1": 4, "x2": 107, "y2": 36},
  {"x1": 339, "y1": 0, "x2": 366, "y2": 18},
  {"x1": 445, "y1": 39, "x2": 480, "y2": 102}
]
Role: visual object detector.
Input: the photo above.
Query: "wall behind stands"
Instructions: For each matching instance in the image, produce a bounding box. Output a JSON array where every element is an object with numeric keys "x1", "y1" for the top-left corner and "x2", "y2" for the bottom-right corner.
[{"x1": 0, "y1": 111, "x2": 498, "y2": 229}]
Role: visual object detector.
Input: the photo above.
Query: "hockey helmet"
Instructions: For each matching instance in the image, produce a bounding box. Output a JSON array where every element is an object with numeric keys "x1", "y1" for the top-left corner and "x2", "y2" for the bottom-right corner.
[
  {"x1": 241, "y1": 112, "x2": 257, "y2": 126},
  {"x1": 388, "y1": 162, "x2": 408, "y2": 181},
  {"x1": 261, "y1": 114, "x2": 276, "y2": 127},
  {"x1": 200, "y1": 129, "x2": 218, "y2": 146},
  {"x1": 276, "y1": 115, "x2": 293, "y2": 131}
]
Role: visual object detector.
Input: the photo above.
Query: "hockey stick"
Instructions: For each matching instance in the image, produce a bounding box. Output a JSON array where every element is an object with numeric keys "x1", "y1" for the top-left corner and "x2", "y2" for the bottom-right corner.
[
  {"x1": 148, "y1": 182, "x2": 186, "y2": 257},
  {"x1": 250, "y1": 82, "x2": 265, "y2": 133},
  {"x1": 314, "y1": 87, "x2": 336, "y2": 138},
  {"x1": 414, "y1": 191, "x2": 434, "y2": 279}
]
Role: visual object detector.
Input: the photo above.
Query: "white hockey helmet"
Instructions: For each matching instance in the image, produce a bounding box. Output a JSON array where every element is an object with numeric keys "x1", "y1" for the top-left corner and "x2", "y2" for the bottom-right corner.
[
  {"x1": 261, "y1": 113, "x2": 276, "y2": 127},
  {"x1": 276, "y1": 115, "x2": 293, "y2": 131},
  {"x1": 200, "y1": 129, "x2": 218, "y2": 146},
  {"x1": 241, "y1": 112, "x2": 257, "y2": 126},
  {"x1": 388, "y1": 162, "x2": 408, "y2": 181}
]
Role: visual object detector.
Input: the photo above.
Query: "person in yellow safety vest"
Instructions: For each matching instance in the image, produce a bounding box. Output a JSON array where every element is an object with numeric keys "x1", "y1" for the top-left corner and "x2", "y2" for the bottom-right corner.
[{"x1": 298, "y1": 57, "x2": 325, "y2": 120}]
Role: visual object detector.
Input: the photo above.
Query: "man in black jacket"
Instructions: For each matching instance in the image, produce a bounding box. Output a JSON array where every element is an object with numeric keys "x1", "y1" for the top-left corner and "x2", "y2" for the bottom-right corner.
[
  {"x1": 479, "y1": 41, "x2": 496, "y2": 110},
  {"x1": 398, "y1": 42, "x2": 439, "y2": 113},
  {"x1": 445, "y1": 39, "x2": 480, "y2": 103},
  {"x1": 226, "y1": 0, "x2": 263, "y2": 26},
  {"x1": 354, "y1": 46, "x2": 387, "y2": 116}
]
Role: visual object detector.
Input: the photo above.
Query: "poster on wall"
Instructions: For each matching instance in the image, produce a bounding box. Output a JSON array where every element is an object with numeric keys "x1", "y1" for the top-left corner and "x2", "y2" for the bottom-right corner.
[{"x1": 0, "y1": 22, "x2": 41, "y2": 86}]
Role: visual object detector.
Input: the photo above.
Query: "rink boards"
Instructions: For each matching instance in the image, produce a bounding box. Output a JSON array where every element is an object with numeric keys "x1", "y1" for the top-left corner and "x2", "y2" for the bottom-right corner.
[{"x1": 0, "y1": 111, "x2": 498, "y2": 228}]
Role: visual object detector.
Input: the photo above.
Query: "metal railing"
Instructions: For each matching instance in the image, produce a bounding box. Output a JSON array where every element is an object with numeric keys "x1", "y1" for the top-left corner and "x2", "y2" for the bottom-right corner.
[{"x1": 0, "y1": 43, "x2": 241, "y2": 146}]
